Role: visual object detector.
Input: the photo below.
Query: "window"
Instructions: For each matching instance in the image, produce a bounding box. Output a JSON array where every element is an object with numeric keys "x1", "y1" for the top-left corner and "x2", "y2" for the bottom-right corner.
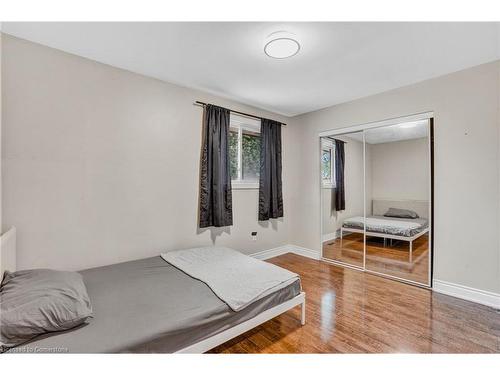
[
  {"x1": 229, "y1": 114, "x2": 261, "y2": 189},
  {"x1": 321, "y1": 139, "x2": 335, "y2": 188}
]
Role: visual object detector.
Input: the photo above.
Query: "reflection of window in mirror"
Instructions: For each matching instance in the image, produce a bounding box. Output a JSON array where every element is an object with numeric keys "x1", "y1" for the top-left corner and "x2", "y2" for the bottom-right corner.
[{"x1": 321, "y1": 139, "x2": 335, "y2": 188}]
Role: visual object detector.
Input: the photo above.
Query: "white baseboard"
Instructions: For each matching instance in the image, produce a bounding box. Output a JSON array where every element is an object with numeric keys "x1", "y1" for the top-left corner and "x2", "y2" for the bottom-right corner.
[
  {"x1": 322, "y1": 232, "x2": 337, "y2": 242},
  {"x1": 250, "y1": 246, "x2": 290, "y2": 260},
  {"x1": 288, "y1": 245, "x2": 321, "y2": 260},
  {"x1": 250, "y1": 244, "x2": 321, "y2": 261},
  {"x1": 433, "y1": 279, "x2": 500, "y2": 309}
]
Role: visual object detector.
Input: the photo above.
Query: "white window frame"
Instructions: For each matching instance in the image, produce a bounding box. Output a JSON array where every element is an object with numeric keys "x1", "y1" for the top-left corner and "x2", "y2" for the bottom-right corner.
[
  {"x1": 321, "y1": 139, "x2": 335, "y2": 188},
  {"x1": 230, "y1": 114, "x2": 261, "y2": 190}
]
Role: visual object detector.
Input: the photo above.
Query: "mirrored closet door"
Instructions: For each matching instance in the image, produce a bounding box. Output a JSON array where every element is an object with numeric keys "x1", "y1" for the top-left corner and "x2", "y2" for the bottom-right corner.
[
  {"x1": 363, "y1": 121, "x2": 431, "y2": 285},
  {"x1": 320, "y1": 116, "x2": 433, "y2": 287}
]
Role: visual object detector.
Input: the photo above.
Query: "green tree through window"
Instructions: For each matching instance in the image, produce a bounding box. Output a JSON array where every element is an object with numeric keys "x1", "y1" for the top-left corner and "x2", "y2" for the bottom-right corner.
[
  {"x1": 229, "y1": 116, "x2": 261, "y2": 185},
  {"x1": 229, "y1": 130, "x2": 239, "y2": 179},
  {"x1": 242, "y1": 131, "x2": 260, "y2": 181}
]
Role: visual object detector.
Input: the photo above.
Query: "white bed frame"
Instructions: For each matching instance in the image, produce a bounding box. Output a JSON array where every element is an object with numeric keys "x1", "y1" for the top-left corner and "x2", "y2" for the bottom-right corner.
[
  {"x1": 0, "y1": 227, "x2": 306, "y2": 353},
  {"x1": 340, "y1": 226, "x2": 428, "y2": 263},
  {"x1": 177, "y1": 292, "x2": 306, "y2": 353},
  {"x1": 0, "y1": 227, "x2": 17, "y2": 281}
]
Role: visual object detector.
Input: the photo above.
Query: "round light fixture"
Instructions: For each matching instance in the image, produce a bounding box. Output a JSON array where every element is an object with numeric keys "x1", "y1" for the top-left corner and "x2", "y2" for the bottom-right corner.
[{"x1": 264, "y1": 32, "x2": 300, "y2": 59}]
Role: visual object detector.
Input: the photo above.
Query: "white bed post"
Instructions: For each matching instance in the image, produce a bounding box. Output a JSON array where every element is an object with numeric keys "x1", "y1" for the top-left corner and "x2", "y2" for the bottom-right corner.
[
  {"x1": 1, "y1": 227, "x2": 17, "y2": 278},
  {"x1": 409, "y1": 241, "x2": 413, "y2": 263},
  {"x1": 300, "y1": 299, "x2": 306, "y2": 325},
  {"x1": 301, "y1": 299, "x2": 306, "y2": 325},
  {"x1": 176, "y1": 292, "x2": 306, "y2": 353}
]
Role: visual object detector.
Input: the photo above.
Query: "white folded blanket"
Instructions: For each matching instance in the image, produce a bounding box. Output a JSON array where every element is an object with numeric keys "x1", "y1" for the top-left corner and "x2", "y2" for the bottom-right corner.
[{"x1": 161, "y1": 247, "x2": 299, "y2": 312}]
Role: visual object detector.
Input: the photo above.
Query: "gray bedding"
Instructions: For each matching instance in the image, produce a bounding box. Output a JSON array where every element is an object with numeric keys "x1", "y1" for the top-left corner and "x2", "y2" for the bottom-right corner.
[
  {"x1": 343, "y1": 215, "x2": 428, "y2": 237},
  {"x1": 7, "y1": 256, "x2": 300, "y2": 353}
]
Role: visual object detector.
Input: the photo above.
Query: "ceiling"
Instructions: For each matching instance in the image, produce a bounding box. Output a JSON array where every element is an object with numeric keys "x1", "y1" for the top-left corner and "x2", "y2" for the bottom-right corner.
[
  {"x1": 2, "y1": 22, "x2": 499, "y2": 116},
  {"x1": 344, "y1": 120, "x2": 429, "y2": 144}
]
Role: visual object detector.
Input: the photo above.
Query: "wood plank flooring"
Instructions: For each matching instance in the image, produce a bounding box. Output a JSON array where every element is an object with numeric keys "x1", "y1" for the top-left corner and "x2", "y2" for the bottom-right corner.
[
  {"x1": 322, "y1": 233, "x2": 429, "y2": 284},
  {"x1": 210, "y1": 253, "x2": 499, "y2": 353}
]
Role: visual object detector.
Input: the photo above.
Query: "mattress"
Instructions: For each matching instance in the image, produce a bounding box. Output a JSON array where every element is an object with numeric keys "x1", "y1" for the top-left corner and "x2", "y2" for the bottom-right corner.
[
  {"x1": 8, "y1": 256, "x2": 300, "y2": 353},
  {"x1": 342, "y1": 215, "x2": 428, "y2": 237}
]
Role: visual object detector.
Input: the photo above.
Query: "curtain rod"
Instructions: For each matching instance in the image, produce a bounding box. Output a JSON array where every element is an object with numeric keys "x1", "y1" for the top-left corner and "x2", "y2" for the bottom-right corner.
[{"x1": 194, "y1": 101, "x2": 287, "y2": 126}]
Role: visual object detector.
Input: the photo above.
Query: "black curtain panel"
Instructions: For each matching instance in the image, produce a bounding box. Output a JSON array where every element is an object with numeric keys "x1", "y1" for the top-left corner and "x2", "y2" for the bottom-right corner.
[
  {"x1": 332, "y1": 139, "x2": 346, "y2": 211},
  {"x1": 199, "y1": 105, "x2": 233, "y2": 228},
  {"x1": 259, "y1": 119, "x2": 283, "y2": 221}
]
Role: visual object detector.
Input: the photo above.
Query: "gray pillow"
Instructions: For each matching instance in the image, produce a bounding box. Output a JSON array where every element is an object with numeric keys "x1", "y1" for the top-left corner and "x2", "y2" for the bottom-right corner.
[
  {"x1": 0, "y1": 269, "x2": 93, "y2": 352},
  {"x1": 384, "y1": 207, "x2": 419, "y2": 219}
]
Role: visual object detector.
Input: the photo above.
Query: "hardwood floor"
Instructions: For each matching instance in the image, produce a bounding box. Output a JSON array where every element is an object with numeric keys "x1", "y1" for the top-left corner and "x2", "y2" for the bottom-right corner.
[
  {"x1": 322, "y1": 233, "x2": 429, "y2": 284},
  {"x1": 210, "y1": 253, "x2": 499, "y2": 353}
]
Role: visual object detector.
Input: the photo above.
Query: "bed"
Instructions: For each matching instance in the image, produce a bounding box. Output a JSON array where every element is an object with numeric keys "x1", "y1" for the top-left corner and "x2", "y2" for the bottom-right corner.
[
  {"x1": 0, "y1": 228, "x2": 305, "y2": 353},
  {"x1": 340, "y1": 200, "x2": 429, "y2": 262}
]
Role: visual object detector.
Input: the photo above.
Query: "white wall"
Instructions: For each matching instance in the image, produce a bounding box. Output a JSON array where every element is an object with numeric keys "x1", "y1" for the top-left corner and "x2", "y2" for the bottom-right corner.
[
  {"x1": 0, "y1": 32, "x2": 2, "y2": 234},
  {"x1": 1, "y1": 35, "x2": 296, "y2": 271},
  {"x1": 2, "y1": 34, "x2": 499, "y2": 298},
  {"x1": 370, "y1": 137, "x2": 429, "y2": 201},
  {"x1": 291, "y1": 61, "x2": 500, "y2": 294}
]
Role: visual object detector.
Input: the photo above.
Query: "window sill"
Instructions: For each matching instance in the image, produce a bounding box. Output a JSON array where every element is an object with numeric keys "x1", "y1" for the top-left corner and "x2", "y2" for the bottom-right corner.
[{"x1": 232, "y1": 182, "x2": 259, "y2": 190}]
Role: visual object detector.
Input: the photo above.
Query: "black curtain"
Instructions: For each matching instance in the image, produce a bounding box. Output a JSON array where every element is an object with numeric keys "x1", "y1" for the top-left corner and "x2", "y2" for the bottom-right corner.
[
  {"x1": 332, "y1": 139, "x2": 346, "y2": 211},
  {"x1": 259, "y1": 119, "x2": 283, "y2": 221},
  {"x1": 199, "y1": 105, "x2": 233, "y2": 228}
]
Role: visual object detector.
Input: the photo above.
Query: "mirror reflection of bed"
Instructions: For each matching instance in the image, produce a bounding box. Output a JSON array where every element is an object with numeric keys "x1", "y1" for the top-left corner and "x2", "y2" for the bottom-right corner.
[
  {"x1": 321, "y1": 119, "x2": 432, "y2": 286},
  {"x1": 324, "y1": 200, "x2": 430, "y2": 284}
]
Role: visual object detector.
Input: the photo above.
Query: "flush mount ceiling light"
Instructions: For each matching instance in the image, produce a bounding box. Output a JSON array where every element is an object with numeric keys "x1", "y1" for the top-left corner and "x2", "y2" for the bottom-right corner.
[{"x1": 264, "y1": 31, "x2": 300, "y2": 59}]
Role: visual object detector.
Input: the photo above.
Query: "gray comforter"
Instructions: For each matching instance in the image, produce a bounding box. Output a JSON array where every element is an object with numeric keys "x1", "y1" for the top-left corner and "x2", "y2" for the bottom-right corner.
[{"x1": 8, "y1": 256, "x2": 300, "y2": 353}]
